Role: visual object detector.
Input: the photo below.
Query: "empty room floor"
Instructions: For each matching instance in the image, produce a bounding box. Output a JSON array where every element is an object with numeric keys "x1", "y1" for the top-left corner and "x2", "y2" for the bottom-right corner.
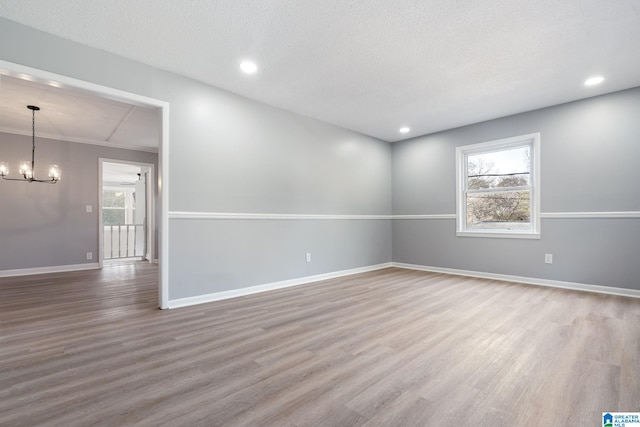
[{"x1": 1, "y1": 264, "x2": 639, "y2": 426}]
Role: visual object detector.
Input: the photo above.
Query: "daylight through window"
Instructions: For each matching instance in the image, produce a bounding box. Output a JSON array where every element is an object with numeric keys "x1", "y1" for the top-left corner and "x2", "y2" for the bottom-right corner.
[
  {"x1": 102, "y1": 188, "x2": 136, "y2": 226},
  {"x1": 456, "y1": 133, "x2": 540, "y2": 238}
]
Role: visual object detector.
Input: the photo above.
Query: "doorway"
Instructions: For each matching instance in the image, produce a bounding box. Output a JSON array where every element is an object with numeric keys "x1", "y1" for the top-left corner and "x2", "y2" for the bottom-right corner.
[
  {"x1": 0, "y1": 59, "x2": 169, "y2": 308},
  {"x1": 100, "y1": 160, "x2": 155, "y2": 264}
]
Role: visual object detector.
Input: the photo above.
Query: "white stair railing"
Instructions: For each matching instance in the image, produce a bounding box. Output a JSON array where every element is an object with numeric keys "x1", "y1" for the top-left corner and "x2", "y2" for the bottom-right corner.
[{"x1": 103, "y1": 224, "x2": 146, "y2": 259}]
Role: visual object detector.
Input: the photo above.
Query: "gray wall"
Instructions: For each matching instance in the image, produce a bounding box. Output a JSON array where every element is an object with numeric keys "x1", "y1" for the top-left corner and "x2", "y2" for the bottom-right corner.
[
  {"x1": 392, "y1": 87, "x2": 640, "y2": 289},
  {"x1": 159, "y1": 71, "x2": 392, "y2": 299},
  {"x1": 0, "y1": 132, "x2": 158, "y2": 270},
  {"x1": 0, "y1": 18, "x2": 392, "y2": 300},
  {"x1": 170, "y1": 220, "x2": 391, "y2": 299}
]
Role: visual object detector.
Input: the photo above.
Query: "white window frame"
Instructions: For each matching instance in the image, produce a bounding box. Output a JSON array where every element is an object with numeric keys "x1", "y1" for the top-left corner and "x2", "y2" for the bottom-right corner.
[{"x1": 455, "y1": 133, "x2": 540, "y2": 239}]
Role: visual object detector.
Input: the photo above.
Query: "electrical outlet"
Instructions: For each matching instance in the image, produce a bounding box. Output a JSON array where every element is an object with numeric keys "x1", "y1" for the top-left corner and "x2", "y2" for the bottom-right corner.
[
  {"x1": 86, "y1": 252, "x2": 93, "y2": 260},
  {"x1": 305, "y1": 253, "x2": 311, "y2": 263},
  {"x1": 545, "y1": 253, "x2": 553, "y2": 264}
]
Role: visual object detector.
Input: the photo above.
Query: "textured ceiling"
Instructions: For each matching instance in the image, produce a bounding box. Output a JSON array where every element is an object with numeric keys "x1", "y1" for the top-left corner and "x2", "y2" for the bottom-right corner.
[{"x1": 0, "y1": 0, "x2": 639, "y2": 142}]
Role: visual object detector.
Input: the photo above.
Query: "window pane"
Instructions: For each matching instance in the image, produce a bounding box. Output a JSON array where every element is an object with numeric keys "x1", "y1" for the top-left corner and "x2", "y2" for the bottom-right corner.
[
  {"x1": 103, "y1": 190, "x2": 126, "y2": 208},
  {"x1": 466, "y1": 190, "x2": 531, "y2": 230},
  {"x1": 103, "y1": 208, "x2": 125, "y2": 225},
  {"x1": 467, "y1": 146, "x2": 530, "y2": 189}
]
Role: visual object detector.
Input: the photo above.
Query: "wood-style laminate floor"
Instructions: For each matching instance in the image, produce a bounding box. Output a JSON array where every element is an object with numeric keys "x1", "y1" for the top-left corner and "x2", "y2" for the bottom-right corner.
[{"x1": 1, "y1": 263, "x2": 639, "y2": 426}]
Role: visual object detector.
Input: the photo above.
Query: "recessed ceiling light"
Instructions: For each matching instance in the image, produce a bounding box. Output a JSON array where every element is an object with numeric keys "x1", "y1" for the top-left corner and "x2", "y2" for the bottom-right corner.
[
  {"x1": 240, "y1": 61, "x2": 258, "y2": 74},
  {"x1": 584, "y1": 76, "x2": 604, "y2": 86},
  {"x1": 399, "y1": 127, "x2": 410, "y2": 134}
]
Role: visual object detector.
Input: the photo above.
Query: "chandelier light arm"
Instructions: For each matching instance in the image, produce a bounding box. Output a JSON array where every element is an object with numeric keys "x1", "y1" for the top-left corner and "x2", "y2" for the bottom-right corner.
[{"x1": 1, "y1": 176, "x2": 58, "y2": 183}]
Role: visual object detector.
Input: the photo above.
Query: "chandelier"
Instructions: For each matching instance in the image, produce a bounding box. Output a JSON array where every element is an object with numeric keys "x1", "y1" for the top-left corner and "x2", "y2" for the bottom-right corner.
[{"x1": 0, "y1": 105, "x2": 60, "y2": 183}]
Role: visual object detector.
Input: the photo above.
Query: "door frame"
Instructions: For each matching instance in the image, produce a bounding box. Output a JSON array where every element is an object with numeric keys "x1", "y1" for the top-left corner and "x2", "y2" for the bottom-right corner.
[
  {"x1": 99, "y1": 159, "x2": 156, "y2": 266},
  {"x1": 0, "y1": 60, "x2": 170, "y2": 309}
]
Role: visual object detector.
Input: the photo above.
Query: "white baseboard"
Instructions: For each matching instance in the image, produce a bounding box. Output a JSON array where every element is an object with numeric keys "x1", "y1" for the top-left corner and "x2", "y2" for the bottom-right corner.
[
  {"x1": 0, "y1": 263, "x2": 101, "y2": 278},
  {"x1": 168, "y1": 262, "x2": 393, "y2": 309},
  {"x1": 392, "y1": 262, "x2": 640, "y2": 299}
]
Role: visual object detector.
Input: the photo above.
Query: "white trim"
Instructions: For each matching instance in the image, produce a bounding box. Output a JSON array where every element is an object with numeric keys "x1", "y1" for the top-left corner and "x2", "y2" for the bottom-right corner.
[
  {"x1": 169, "y1": 211, "x2": 392, "y2": 220},
  {"x1": 541, "y1": 211, "x2": 640, "y2": 219},
  {"x1": 392, "y1": 214, "x2": 456, "y2": 220},
  {"x1": 0, "y1": 263, "x2": 100, "y2": 278},
  {"x1": 0, "y1": 60, "x2": 170, "y2": 309},
  {"x1": 159, "y1": 104, "x2": 170, "y2": 309},
  {"x1": 99, "y1": 160, "x2": 104, "y2": 268},
  {"x1": 0, "y1": 61, "x2": 166, "y2": 107},
  {"x1": 167, "y1": 263, "x2": 392, "y2": 309},
  {"x1": 456, "y1": 231, "x2": 541, "y2": 239},
  {"x1": 0, "y1": 126, "x2": 158, "y2": 153},
  {"x1": 168, "y1": 211, "x2": 640, "y2": 221},
  {"x1": 392, "y1": 262, "x2": 640, "y2": 299}
]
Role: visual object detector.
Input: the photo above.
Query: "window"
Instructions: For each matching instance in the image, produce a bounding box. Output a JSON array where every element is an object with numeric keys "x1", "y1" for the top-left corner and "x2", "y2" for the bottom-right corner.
[
  {"x1": 456, "y1": 133, "x2": 540, "y2": 238},
  {"x1": 102, "y1": 188, "x2": 136, "y2": 225}
]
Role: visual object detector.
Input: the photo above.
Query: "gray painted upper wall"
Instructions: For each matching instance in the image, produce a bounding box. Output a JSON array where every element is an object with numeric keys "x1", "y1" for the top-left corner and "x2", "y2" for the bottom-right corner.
[
  {"x1": 0, "y1": 132, "x2": 158, "y2": 270},
  {"x1": 393, "y1": 87, "x2": 640, "y2": 215},
  {"x1": 156, "y1": 73, "x2": 391, "y2": 215}
]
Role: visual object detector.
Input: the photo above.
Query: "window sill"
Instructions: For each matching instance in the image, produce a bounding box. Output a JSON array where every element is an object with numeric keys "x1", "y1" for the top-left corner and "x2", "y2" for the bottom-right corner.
[{"x1": 456, "y1": 231, "x2": 541, "y2": 239}]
